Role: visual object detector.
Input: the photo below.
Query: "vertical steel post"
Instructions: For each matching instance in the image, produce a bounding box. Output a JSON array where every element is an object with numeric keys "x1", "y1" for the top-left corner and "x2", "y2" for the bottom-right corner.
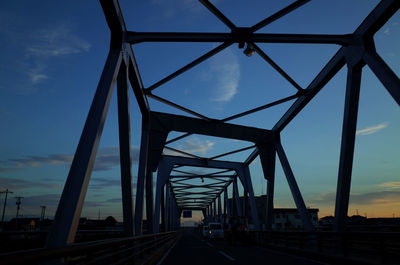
[
  {"x1": 117, "y1": 61, "x2": 134, "y2": 236},
  {"x1": 224, "y1": 188, "x2": 230, "y2": 220},
  {"x1": 46, "y1": 46, "x2": 122, "y2": 247},
  {"x1": 145, "y1": 170, "x2": 154, "y2": 233},
  {"x1": 153, "y1": 159, "x2": 173, "y2": 233},
  {"x1": 165, "y1": 186, "x2": 170, "y2": 231},
  {"x1": 135, "y1": 123, "x2": 150, "y2": 235},
  {"x1": 334, "y1": 60, "x2": 363, "y2": 231},
  {"x1": 276, "y1": 139, "x2": 314, "y2": 231},
  {"x1": 243, "y1": 190, "x2": 248, "y2": 218},
  {"x1": 218, "y1": 195, "x2": 222, "y2": 222},
  {"x1": 213, "y1": 200, "x2": 217, "y2": 221},
  {"x1": 202, "y1": 208, "x2": 207, "y2": 220},
  {"x1": 160, "y1": 186, "x2": 165, "y2": 232},
  {"x1": 233, "y1": 177, "x2": 242, "y2": 216},
  {"x1": 239, "y1": 166, "x2": 261, "y2": 230},
  {"x1": 258, "y1": 143, "x2": 276, "y2": 231}
]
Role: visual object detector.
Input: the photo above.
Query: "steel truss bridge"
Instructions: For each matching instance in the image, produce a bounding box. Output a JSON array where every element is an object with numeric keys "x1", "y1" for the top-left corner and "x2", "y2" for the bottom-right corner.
[{"x1": 1, "y1": 0, "x2": 399, "y2": 264}]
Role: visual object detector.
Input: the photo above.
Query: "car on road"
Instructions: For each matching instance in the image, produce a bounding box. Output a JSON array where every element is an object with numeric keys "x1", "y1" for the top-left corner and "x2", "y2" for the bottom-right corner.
[{"x1": 207, "y1": 222, "x2": 224, "y2": 239}]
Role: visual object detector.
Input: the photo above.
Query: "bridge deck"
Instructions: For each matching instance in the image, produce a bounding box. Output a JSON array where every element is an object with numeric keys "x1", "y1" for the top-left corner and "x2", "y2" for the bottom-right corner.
[{"x1": 160, "y1": 229, "x2": 325, "y2": 265}]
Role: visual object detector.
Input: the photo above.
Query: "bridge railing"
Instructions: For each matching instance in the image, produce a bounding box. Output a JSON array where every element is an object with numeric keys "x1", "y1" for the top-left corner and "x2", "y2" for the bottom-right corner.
[
  {"x1": 0, "y1": 230, "x2": 127, "y2": 253},
  {"x1": 0, "y1": 231, "x2": 178, "y2": 265},
  {"x1": 248, "y1": 231, "x2": 400, "y2": 264}
]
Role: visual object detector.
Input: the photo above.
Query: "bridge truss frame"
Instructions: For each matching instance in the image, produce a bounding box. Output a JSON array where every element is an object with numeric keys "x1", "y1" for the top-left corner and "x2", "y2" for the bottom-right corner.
[{"x1": 46, "y1": 0, "x2": 399, "y2": 247}]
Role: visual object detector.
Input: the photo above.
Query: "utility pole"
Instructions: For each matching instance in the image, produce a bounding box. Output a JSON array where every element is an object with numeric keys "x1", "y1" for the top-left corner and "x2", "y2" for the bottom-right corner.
[
  {"x1": 1, "y1": 189, "x2": 13, "y2": 227},
  {"x1": 15, "y1": 196, "x2": 24, "y2": 218}
]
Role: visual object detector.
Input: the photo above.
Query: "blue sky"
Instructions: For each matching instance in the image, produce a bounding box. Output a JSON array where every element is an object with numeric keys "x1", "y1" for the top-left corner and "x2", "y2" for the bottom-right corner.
[{"x1": 0, "y1": 0, "x2": 399, "y2": 223}]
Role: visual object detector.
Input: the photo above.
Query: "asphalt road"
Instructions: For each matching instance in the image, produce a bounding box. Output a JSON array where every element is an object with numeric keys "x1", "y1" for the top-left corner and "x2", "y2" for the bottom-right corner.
[{"x1": 159, "y1": 229, "x2": 326, "y2": 265}]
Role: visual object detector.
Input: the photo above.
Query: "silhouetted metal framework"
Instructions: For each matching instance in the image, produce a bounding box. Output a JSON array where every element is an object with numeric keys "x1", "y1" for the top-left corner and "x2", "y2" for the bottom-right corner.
[{"x1": 46, "y1": 0, "x2": 399, "y2": 247}]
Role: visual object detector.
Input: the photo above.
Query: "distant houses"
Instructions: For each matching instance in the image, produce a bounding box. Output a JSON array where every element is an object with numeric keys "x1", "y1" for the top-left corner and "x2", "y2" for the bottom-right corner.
[{"x1": 227, "y1": 195, "x2": 319, "y2": 231}]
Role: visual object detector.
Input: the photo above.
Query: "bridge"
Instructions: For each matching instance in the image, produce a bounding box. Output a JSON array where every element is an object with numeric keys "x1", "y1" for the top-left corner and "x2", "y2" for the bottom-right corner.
[{"x1": 1, "y1": 0, "x2": 399, "y2": 264}]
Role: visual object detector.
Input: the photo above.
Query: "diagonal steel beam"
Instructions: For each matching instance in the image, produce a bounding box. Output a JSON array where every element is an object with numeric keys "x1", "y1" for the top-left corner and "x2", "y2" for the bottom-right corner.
[
  {"x1": 223, "y1": 94, "x2": 300, "y2": 123},
  {"x1": 250, "y1": 0, "x2": 311, "y2": 32},
  {"x1": 164, "y1": 146, "x2": 204, "y2": 159},
  {"x1": 148, "y1": 93, "x2": 211, "y2": 120},
  {"x1": 146, "y1": 42, "x2": 233, "y2": 92},
  {"x1": 199, "y1": 0, "x2": 237, "y2": 30},
  {"x1": 47, "y1": 46, "x2": 122, "y2": 247},
  {"x1": 251, "y1": 43, "x2": 303, "y2": 91}
]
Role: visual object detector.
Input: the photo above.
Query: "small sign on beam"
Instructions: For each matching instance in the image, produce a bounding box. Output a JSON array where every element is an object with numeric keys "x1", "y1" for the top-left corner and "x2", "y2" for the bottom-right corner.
[{"x1": 182, "y1": 210, "x2": 192, "y2": 218}]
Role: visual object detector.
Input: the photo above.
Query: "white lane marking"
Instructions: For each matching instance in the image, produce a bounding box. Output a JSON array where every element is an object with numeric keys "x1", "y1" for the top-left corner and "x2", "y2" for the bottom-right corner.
[
  {"x1": 206, "y1": 242, "x2": 214, "y2": 247},
  {"x1": 218, "y1": 251, "x2": 235, "y2": 261}
]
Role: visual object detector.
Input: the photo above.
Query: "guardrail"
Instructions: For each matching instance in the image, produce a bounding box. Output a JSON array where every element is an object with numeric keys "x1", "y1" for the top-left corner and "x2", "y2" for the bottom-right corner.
[
  {"x1": 247, "y1": 231, "x2": 400, "y2": 265},
  {"x1": 0, "y1": 230, "x2": 126, "y2": 253},
  {"x1": 0, "y1": 231, "x2": 178, "y2": 265}
]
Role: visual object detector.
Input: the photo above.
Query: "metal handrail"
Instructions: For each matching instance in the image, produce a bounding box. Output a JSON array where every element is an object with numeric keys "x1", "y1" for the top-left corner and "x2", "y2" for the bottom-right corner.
[
  {"x1": 248, "y1": 231, "x2": 400, "y2": 264},
  {"x1": 0, "y1": 231, "x2": 178, "y2": 265}
]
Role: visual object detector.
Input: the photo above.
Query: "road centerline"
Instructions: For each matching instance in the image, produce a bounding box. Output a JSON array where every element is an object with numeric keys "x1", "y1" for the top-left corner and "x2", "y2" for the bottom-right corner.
[{"x1": 218, "y1": 250, "x2": 235, "y2": 261}]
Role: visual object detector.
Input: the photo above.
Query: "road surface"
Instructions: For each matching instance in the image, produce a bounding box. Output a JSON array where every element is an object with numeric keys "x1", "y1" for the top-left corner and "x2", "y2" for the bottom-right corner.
[{"x1": 160, "y1": 229, "x2": 326, "y2": 265}]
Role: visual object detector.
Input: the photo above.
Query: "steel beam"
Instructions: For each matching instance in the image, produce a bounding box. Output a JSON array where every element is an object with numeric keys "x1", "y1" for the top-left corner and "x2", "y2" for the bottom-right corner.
[
  {"x1": 224, "y1": 188, "x2": 230, "y2": 221},
  {"x1": 258, "y1": 143, "x2": 276, "y2": 230},
  {"x1": 276, "y1": 139, "x2": 314, "y2": 232},
  {"x1": 213, "y1": 200, "x2": 217, "y2": 221},
  {"x1": 273, "y1": 48, "x2": 346, "y2": 132},
  {"x1": 199, "y1": 0, "x2": 236, "y2": 30},
  {"x1": 352, "y1": 0, "x2": 399, "y2": 38},
  {"x1": 224, "y1": 94, "x2": 300, "y2": 123},
  {"x1": 117, "y1": 61, "x2": 134, "y2": 237},
  {"x1": 250, "y1": 0, "x2": 310, "y2": 32},
  {"x1": 126, "y1": 32, "x2": 350, "y2": 45},
  {"x1": 153, "y1": 159, "x2": 174, "y2": 233},
  {"x1": 160, "y1": 186, "x2": 165, "y2": 232},
  {"x1": 252, "y1": 43, "x2": 303, "y2": 91},
  {"x1": 46, "y1": 46, "x2": 122, "y2": 247},
  {"x1": 218, "y1": 195, "x2": 222, "y2": 222},
  {"x1": 239, "y1": 166, "x2": 261, "y2": 230},
  {"x1": 364, "y1": 50, "x2": 400, "y2": 106},
  {"x1": 165, "y1": 186, "x2": 170, "y2": 231},
  {"x1": 148, "y1": 93, "x2": 211, "y2": 120},
  {"x1": 146, "y1": 42, "x2": 233, "y2": 92},
  {"x1": 134, "y1": 122, "x2": 150, "y2": 235},
  {"x1": 334, "y1": 62, "x2": 363, "y2": 232},
  {"x1": 145, "y1": 170, "x2": 154, "y2": 233},
  {"x1": 233, "y1": 177, "x2": 241, "y2": 216}
]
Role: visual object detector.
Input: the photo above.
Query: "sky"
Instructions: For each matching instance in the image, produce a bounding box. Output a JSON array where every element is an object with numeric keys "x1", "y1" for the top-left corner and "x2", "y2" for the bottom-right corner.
[{"x1": 0, "y1": 0, "x2": 399, "y2": 224}]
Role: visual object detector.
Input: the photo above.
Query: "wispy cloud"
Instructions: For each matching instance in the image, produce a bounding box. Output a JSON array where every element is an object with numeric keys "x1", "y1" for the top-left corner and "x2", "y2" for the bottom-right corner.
[
  {"x1": 0, "y1": 177, "x2": 60, "y2": 190},
  {"x1": 26, "y1": 25, "x2": 90, "y2": 58},
  {"x1": 0, "y1": 146, "x2": 140, "y2": 173},
  {"x1": 165, "y1": 137, "x2": 215, "y2": 156},
  {"x1": 0, "y1": 19, "x2": 91, "y2": 94},
  {"x1": 179, "y1": 138, "x2": 215, "y2": 154},
  {"x1": 356, "y1": 122, "x2": 388, "y2": 136},
  {"x1": 378, "y1": 182, "x2": 400, "y2": 190},
  {"x1": 313, "y1": 190, "x2": 400, "y2": 205},
  {"x1": 208, "y1": 48, "x2": 240, "y2": 102}
]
